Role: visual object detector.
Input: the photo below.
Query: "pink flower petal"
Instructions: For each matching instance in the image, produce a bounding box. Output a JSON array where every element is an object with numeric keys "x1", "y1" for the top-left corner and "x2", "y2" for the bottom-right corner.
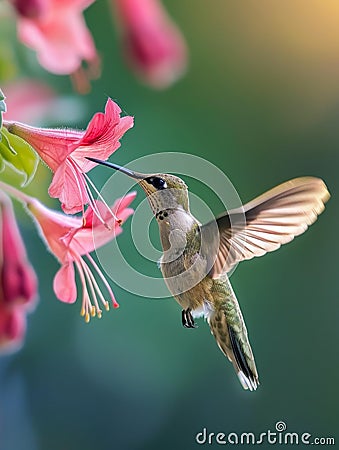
[
  {"x1": 81, "y1": 192, "x2": 137, "y2": 230},
  {"x1": 48, "y1": 162, "x2": 88, "y2": 214},
  {"x1": 75, "y1": 192, "x2": 136, "y2": 252},
  {"x1": 26, "y1": 198, "x2": 82, "y2": 263},
  {"x1": 71, "y1": 99, "x2": 134, "y2": 173},
  {"x1": 53, "y1": 262, "x2": 77, "y2": 303},
  {"x1": 113, "y1": 191, "x2": 138, "y2": 215},
  {"x1": 76, "y1": 98, "x2": 121, "y2": 146}
]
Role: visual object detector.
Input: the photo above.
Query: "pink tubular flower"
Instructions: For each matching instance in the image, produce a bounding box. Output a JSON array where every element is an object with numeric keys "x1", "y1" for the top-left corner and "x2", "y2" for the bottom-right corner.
[
  {"x1": 4, "y1": 98, "x2": 134, "y2": 216},
  {"x1": 11, "y1": 0, "x2": 47, "y2": 19},
  {"x1": 11, "y1": 0, "x2": 98, "y2": 76},
  {"x1": 114, "y1": 0, "x2": 187, "y2": 88},
  {"x1": 0, "y1": 192, "x2": 37, "y2": 354},
  {"x1": 0, "y1": 305, "x2": 26, "y2": 354},
  {"x1": 0, "y1": 193, "x2": 37, "y2": 308},
  {"x1": 25, "y1": 191, "x2": 136, "y2": 322}
]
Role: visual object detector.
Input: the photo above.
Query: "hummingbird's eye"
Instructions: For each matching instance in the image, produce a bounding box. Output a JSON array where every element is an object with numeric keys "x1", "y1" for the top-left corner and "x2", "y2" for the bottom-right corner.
[{"x1": 146, "y1": 177, "x2": 167, "y2": 190}]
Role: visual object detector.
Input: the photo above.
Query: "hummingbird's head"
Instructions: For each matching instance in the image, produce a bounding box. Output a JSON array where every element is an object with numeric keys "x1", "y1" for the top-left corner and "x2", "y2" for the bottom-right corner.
[
  {"x1": 86, "y1": 158, "x2": 189, "y2": 215},
  {"x1": 139, "y1": 173, "x2": 189, "y2": 214}
]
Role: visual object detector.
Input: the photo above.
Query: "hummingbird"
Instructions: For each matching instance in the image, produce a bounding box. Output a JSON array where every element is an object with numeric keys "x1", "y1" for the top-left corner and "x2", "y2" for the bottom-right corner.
[{"x1": 87, "y1": 157, "x2": 330, "y2": 391}]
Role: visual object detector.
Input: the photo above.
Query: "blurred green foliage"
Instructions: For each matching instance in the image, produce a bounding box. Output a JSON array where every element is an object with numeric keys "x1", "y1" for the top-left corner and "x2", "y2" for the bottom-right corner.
[{"x1": 0, "y1": 1, "x2": 338, "y2": 450}]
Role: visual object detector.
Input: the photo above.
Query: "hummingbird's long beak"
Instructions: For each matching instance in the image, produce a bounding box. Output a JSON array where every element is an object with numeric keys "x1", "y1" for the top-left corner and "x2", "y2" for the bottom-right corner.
[{"x1": 86, "y1": 157, "x2": 146, "y2": 179}]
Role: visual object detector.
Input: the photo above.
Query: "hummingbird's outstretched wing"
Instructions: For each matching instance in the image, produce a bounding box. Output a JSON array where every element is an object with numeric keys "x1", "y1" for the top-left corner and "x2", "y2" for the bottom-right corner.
[
  {"x1": 208, "y1": 277, "x2": 259, "y2": 391},
  {"x1": 201, "y1": 177, "x2": 330, "y2": 277}
]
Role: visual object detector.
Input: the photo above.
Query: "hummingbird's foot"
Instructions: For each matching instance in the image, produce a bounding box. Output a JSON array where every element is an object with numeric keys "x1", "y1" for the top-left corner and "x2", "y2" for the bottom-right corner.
[{"x1": 182, "y1": 309, "x2": 197, "y2": 329}]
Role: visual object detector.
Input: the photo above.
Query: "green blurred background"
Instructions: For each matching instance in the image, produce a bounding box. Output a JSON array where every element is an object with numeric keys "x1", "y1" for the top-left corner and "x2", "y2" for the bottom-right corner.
[{"x1": 1, "y1": 0, "x2": 339, "y2": 449}]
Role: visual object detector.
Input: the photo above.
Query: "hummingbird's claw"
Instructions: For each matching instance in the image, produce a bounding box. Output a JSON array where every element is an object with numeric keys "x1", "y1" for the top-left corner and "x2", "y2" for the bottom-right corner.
[{"x1": 182, "y1": 309, "x2": 197, "y2": 329}]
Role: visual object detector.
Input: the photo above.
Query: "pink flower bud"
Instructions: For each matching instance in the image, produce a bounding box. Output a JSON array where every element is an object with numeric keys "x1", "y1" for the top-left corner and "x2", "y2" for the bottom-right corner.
[
  {"x1": 114, "y1": 0, "x2": 187, "y2": 88},
  {"x1": 0, "y1": 194, "x2": 37, "y2": 308},
  {"x1": 11, "y1": 0, "x2": 48, "y2": 19},
  {"x1": 0, "y1": 305, "x2": 26, "y2": 353}
]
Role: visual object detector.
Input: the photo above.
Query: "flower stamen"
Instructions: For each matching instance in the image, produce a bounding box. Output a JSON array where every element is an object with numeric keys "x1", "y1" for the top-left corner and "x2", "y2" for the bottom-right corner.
[
  {"x1": 74, "y1": 258, "x2": 93, "y2": 323},
  {"x1": 83, "y1": 177, "x2": 111, "y2": 229},
  {"x1": 86, "y1": 252, "x2": 119, "y2": 308},
  {"x1": 78, "y1": 256, "x2": 103, "y2": 317},
  {"x1": 82, "y1": 170, "x2": 121, "y2": 223},
  {"x1": 82, "y1": 256, "x2": 112, "y2": 313},
  {"x1": 72, "y1": 244, "x2": 117, "y2": 321},
  {"x1": 67, "y1": 157, "x2": 109, "y2": 229}
]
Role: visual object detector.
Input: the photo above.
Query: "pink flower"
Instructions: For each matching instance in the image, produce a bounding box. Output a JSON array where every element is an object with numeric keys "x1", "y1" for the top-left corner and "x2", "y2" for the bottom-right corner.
[
  {"x1": 4, "y1": 98, "x2": 134, "y2": 215},
  {"x1": 10, "y1": 0, "x2": 47, "y2": 19},
  {"x1": 0, "y1": 305, "x2": 26, "y2": 354},
  {"x1": 11, "y1": 0, "x2": 98, "y2": 75},
  {"x1": 0, "y1": 192, "x2": 37, "y2": 354},
  {"x1": 2, "y1": 78, "x2": 56, "y2": 124},
  {"x1": 114, "y1": 0, "x2": 187, "y2": 88},
  {"x1": 0, "y1": 193, "x2": 37, "y2": 308},
  {"x1": 25, "y1": 191, "x2": 136, "y2": 322}
]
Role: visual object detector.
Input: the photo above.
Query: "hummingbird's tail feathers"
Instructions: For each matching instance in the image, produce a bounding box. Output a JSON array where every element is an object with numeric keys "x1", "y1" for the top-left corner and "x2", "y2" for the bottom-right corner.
[
  {"x1": 208, "y1": 276, "x2": 259, "y2": 390},
  {"x1": 208, "y1": 282, "x2": 259, "y2": 391},
  {"x1": 209, "y1": 311, "x2": 259, "y2": 391},
  {"x1": 228, "y1": 324, "x2": 258, "y2": 391}
]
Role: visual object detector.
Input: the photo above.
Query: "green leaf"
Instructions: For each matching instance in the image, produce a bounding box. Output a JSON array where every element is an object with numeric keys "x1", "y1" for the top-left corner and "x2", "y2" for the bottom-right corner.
[{"x1": 0, "y1": 127, "x2": 39, "y2": 186}]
